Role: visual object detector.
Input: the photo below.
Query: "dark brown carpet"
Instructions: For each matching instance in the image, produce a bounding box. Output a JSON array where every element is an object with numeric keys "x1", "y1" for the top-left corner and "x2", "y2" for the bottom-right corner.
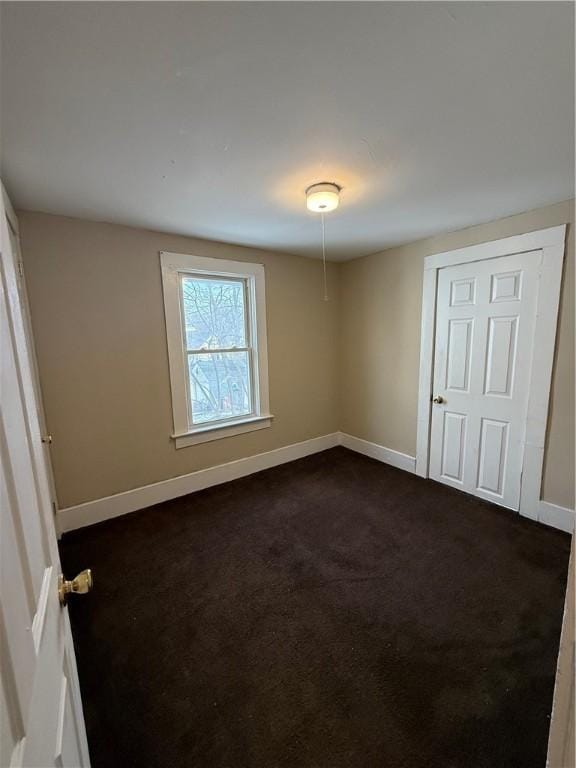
[{"x1": 60, "y1": 447, "x2": 570, "y2": 768}]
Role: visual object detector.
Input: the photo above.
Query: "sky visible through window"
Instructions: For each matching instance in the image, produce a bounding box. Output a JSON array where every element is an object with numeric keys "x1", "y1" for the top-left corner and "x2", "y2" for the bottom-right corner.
[{"x1": 181, "y1": 276, "x2": 252, "y2": 424}]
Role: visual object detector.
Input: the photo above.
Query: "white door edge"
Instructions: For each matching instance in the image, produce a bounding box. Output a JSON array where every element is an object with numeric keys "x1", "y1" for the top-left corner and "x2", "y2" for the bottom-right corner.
[
  {"x1": 1, "y1": 184, "x2": 91, "y2": 766},
  {"x1": 416, "y1": 224, "x2": 567, "y2": 521}
]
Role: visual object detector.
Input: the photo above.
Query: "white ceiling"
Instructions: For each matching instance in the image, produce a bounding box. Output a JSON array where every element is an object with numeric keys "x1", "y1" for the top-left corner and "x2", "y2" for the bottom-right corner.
[{"x1": 1, "y1": 2, "x2": 574, "y2": 261}]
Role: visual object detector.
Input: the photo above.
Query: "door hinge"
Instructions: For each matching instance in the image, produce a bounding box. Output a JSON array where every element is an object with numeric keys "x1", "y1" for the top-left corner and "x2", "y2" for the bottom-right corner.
[{"x1": 17, "y1": 261, "x2": 24, "y2": 278}]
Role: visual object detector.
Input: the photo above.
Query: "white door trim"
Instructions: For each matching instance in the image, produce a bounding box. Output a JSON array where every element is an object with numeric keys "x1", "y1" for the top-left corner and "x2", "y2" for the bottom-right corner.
[
  {"x1": 416, "y1": 225, "x2": 567, "y2": 521},
  {"x1": 2, "y1": 182, "x2": 19, "y2": 235}
]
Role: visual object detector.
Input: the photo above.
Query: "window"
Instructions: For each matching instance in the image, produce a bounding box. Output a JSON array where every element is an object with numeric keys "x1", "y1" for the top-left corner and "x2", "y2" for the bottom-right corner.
[{"x1": 160, "y1": 252, "x2": 271, "y2": 447}]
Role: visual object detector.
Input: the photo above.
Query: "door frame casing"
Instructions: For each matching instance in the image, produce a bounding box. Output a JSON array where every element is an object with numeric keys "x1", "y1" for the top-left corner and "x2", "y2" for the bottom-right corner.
[{"x1": 416, "y1": 224, "x2": 567, "y2": 521}]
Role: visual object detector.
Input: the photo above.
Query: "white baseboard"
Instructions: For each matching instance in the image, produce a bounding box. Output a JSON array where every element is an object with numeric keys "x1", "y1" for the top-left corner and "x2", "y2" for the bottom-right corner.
[
  {"x1": 338, "y1": 432, "x2": 574, "y2": 535},
  {"x1": 537, "y1": 501, "x2": 575, "y2": 535},
  {"x1": 59, "y1": 429, "x2": 573, "y2": 537},
  {"x1": 338, "y1": 432, "x2": 417, "y2": 474},
  {"x1": 58, "y1": 432, "x2": 340, "y2": 533}
]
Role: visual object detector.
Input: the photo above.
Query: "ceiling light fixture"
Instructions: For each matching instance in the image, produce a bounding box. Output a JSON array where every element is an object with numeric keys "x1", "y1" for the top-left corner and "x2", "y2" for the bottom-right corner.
[
  {"x1": 305, "y1": 182, "x2": 341, "y2": 302},
  {"x1": 306, "y1": 182, "x2": 340, "y2": 213}
]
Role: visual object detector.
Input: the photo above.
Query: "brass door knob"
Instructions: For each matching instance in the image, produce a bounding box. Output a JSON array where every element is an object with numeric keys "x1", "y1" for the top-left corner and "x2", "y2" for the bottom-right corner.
[
  {"x1": 59, "y1": 569, "x2": 93, "y2": 605},
  {"x1": 433, "y1": 395, "x2": 445, "y2": 404}
]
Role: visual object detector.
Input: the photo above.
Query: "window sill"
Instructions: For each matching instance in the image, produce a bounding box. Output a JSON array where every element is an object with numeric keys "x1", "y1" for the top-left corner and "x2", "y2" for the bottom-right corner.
[{"x1": 172, "y1": 415, "x2": 274, "y2": 448}]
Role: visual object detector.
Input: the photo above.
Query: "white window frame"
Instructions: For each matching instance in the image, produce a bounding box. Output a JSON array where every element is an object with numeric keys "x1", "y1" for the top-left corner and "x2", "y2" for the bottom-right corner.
[
  {"x1": 160, "y1": 251, "x2": 272, "y2": 448},
  {"x1": 415, "y1": 225, "x2": 567, "y2": 522}
]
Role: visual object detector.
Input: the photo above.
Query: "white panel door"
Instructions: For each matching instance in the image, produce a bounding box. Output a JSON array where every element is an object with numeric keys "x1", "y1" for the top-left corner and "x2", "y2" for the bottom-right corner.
[
  {"x1": 429, "y1": 250, "x2": 541, "y2": 510},
  {"x1": 0, "y1": 195, "x2": 91, "y2": 766}
]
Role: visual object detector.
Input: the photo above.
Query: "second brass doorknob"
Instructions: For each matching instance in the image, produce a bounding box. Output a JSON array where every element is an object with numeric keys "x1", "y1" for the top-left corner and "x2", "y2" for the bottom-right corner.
[{"x1": 433, "y1": 395, "x2": 445, "y2": 404}]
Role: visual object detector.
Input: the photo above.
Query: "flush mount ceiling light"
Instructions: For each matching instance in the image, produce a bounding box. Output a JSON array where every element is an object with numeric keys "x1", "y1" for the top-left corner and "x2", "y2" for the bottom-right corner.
[
  {"x1": 305, "y1": 182, "x2": 341, "y2": 301},
  {"x1": 305, "y1": 182, "x2": 341, "y2": 213}
]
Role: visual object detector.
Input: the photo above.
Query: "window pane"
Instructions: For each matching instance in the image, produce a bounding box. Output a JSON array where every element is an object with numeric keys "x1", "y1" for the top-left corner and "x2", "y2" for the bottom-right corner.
[
  {"x1": 181, "y1": 276, "x2": 246, "y2": 350},
  {"x1": 188, "y1": 351, "x2": 252, "y2": 424}
]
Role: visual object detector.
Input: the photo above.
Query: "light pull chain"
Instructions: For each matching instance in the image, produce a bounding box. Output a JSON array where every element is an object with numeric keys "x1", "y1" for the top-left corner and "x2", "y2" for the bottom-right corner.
[{"x1": 321, "y1": 212, "x2": 329, "y2": 301}]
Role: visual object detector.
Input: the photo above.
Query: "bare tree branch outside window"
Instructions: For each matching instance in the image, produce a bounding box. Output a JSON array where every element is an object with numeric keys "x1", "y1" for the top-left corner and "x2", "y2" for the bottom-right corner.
[{"x1": 181, "y1": 276, "x2": 252, "y2": 424}]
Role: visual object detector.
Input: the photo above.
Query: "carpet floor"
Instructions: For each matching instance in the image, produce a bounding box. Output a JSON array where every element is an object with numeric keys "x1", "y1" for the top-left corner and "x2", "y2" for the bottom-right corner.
[{"x1": 60, "y1": 447, "x2": 570, "y2": 768}]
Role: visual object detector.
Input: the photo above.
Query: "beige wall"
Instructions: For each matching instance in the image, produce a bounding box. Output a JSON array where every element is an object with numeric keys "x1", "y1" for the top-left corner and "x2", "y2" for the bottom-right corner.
[
  {"x1": 340, "y1": 199, "x2": 575, "y2": 509},
  {"x1": 19, "y1": 200, "x2": 575, "y2": 511},
  {"x1": 18, "y1": 212, "x2": 341, "y2": 509}
]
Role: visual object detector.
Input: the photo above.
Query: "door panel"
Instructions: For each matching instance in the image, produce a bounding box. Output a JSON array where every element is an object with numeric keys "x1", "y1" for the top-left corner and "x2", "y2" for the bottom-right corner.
[
  {"x1": 440, "y1": 411, "x2": 467, "y2": 483},
  {"x1": 490, "y1": 270, "x2": 521, "y2": 302},
  {"x1": 477, "y1": 417, "x2": 509, "y2": 495},
  {"x1": 446, "y1": 318, "x2": 473, "y2": 391},
  {"x1": 484, "y1": 316, "x2": 518, "y2": 396},
  {"x1": 0, "y1": 192, "x2": 90, "y2": 766},
  {"x1": 429, "y1": 250, "x2": 540, "y2": 510},
  {"x1": 450, "y1": 277, "x2": 476, "y2": 306}
]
